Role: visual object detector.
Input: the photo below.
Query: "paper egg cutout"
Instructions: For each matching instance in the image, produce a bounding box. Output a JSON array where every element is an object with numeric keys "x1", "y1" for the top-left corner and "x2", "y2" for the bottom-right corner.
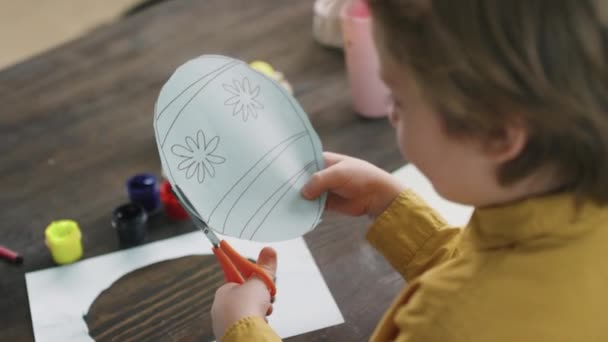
[{"x1": 154, "y1": 55, "x2": 326, "y2": 242}]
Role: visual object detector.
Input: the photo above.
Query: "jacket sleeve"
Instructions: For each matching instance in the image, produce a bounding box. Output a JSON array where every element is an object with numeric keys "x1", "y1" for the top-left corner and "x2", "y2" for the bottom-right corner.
[
  {"x1": 221, "y1": 316, "x2": 282, "y2": 342},
  {"x1": 366, "y1": 189, "x2": 464, "y2": 281}
]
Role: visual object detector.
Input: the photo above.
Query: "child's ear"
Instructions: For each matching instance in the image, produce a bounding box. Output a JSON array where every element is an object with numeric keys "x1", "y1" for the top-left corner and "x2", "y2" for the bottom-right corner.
[{"x1": 484, "y1": 118, "x2": 528, "y2": 164}]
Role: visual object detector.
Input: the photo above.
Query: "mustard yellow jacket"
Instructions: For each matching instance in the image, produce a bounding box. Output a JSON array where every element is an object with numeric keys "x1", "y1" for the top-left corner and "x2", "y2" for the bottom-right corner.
[{"x1": 221, "y1": 190, "x2": 608, "y2": 341}]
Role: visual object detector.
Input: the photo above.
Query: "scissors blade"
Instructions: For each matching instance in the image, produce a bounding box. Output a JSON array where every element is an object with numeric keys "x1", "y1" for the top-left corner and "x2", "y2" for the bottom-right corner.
[
  {"x1": 197, "y1": 220, "x2": 221, "y2": 247},
  {"x1": 172, "y1": 185, "x2": 221, "y2": 247}
]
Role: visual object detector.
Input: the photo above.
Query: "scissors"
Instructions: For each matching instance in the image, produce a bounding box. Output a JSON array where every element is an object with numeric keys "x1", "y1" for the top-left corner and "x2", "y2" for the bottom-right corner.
[{"x1": 172, "y1": 185, "x2": 276, "y2": 297}]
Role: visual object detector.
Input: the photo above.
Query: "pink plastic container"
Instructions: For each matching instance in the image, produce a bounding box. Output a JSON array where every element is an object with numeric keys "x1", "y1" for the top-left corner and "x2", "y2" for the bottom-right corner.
[{"x1": 341, "y1": 0, "x2": 390, "y2": 118}]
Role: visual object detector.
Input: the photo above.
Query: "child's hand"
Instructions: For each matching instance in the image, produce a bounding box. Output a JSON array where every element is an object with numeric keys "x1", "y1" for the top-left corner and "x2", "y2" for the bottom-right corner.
[
  {"x1": 211, "y1": 247, "x2": 277, "y2": 339},
  {"x1": 302, "y1": 152, "x2": 406, "y2": 218}
]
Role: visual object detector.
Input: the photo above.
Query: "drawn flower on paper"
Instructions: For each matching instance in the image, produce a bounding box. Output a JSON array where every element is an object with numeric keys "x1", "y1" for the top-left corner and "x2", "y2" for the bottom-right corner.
[
  {"x1": 223, "y1": 77, "x2": 264, "y2": 122},
  {"x1": 171, "y1": 130, "x2": 226, "y2": 184}
]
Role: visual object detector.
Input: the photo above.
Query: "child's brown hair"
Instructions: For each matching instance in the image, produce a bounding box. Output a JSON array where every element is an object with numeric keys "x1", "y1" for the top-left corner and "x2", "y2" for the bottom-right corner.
[{"x1": 368, "y1": 0, "x2": 608, "y2": 203}]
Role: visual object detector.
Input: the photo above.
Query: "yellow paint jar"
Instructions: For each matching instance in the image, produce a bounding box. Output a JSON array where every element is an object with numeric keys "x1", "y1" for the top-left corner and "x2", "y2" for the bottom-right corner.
[{"x1": 45, "y1": 220, "x2": 83, "y2": 265}]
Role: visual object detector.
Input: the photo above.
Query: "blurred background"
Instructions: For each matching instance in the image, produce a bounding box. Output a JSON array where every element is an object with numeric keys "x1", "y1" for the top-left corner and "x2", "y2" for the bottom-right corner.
[{"x1": 0, "y1": 0, "x2": 164, "y2": 69}]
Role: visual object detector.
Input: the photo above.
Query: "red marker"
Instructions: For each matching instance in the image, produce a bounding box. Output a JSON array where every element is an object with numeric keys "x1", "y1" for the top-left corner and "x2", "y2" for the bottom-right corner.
[{"x1": 0, "y1": 245, "x2": 23, "y2": 264}]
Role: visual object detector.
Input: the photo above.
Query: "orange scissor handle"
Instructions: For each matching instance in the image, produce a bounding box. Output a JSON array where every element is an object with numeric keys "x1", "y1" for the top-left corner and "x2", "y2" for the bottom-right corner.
[
  {"x1": 213, "y1": 247, "x2": 245, "y2": 284},
  {"x1": 213, "y1": 240, "x2": 277, "y2": 297}
]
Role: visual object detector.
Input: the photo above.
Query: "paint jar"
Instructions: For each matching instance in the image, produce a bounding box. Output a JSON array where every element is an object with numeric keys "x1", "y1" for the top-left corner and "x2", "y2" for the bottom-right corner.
[
  {"x1": 126, "y1": 173, "x2": 160, "y2": 213},
  {"x1": 45, "y1": 220, "x2": 83, "y2": 265},
  {"x1": 341, "y1": 0, "x2": 390, "y2": 118},
  {"x1": 112, "y1": 203, "x2": 148, "y2": 247},
  {"x1": 159, "y1": 180, "x2": 189, "y2": 220}
]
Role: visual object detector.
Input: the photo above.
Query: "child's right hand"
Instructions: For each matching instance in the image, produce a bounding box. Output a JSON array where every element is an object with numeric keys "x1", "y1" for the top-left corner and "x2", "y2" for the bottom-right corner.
[{"x1": 302, "y1": 152, "x2": 406, "y2": 218}]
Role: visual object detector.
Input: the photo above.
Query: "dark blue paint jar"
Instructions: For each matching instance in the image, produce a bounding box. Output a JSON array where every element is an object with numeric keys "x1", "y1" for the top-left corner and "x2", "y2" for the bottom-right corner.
[{"x1": 126, "y1": 173, "x2": 160, "y2": 213}]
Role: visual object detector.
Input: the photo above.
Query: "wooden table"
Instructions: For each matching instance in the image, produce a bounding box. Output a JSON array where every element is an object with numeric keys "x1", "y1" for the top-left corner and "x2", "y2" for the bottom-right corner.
[{"x1": 0, "y1": 0, "x2": 405, "y2": 340}]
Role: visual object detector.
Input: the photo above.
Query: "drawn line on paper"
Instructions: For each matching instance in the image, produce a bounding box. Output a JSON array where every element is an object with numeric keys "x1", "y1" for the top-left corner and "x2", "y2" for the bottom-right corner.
[
  {"x1": 248, "y1": 161, "x2": 316, "y2": 240},
  {"x1": 171, "y1": 129, "x2": 226, "y2": 184},
  {"x1": 259, "y1": 69, "x2": 325, "y2": 225},
  {"x1": 160, "y1": 60, "x2": 240, "y2": 148},
  {"x1": 207, "y1": 131, "x2": 308, "y2": 225},
  {"x1": 156, "y1": 56, "x2": 235, "y2": 121},
  {"x1": 223, "y1": 77, "x2": 263, "y2": 122},
  {"x1": 215, "y1": 132, "x2": 309, "y2": 232},
  {"x1": 239, "y1": 161, "x2": 315, "y2": 238},
  {"x1": 259, "y1": 69, "x2": 322, "y2": 173}
]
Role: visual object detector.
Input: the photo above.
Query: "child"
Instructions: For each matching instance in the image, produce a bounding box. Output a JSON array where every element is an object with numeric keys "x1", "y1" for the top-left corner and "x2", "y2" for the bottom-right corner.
[{"x1": 211, "y1": 0, "x2": 608, "y2": 340}]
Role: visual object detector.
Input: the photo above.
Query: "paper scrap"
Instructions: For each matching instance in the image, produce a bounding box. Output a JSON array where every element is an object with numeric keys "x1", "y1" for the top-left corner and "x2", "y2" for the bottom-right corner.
[{"x1": 26, "y1": 234, "x2": 344, "y2": 342}]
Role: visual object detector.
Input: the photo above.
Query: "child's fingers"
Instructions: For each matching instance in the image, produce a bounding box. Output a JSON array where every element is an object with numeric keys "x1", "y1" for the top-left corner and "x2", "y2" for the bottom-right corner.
[
  {"x1": 301, "y1": 152, "x2": 350, "y2": 199},
  {"x1": 249, "y1": 247, "x2": 278, "y2": 303},
  {"x1": 325, "y1": 194, "x2": 348, "y2": 212},
  {"x1": 326, "y1": 194, "x2": 367, "y2": 216},
  {"x1": 302, "y1": 165, "x2": 350, "y2": 200},
  {"x1": 256, "y1": 247, "x2": 278, "y2": 278},
  {"x1": 323, "y1": 151, "x2": 347, "y2": 167}
]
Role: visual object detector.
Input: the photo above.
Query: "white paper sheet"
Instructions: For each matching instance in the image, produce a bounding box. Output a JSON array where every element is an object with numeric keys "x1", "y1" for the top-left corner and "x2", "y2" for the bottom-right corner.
[
  {"x1": 392, "y1": 164, "x2": 474, "y2": 226},
  {"x1": 26, "y1": 235, "x2": 344, "y2": 342},
  {"x1": 154, "y1": 55, "x2": 326, "y2": 242}
]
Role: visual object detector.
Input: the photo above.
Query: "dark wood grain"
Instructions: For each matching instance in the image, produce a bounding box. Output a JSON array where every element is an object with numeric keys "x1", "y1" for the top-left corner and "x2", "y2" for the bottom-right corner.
[
  {"x1": 85, "y1": 255, "x2": 223, "y2": 342},
  {"x1": 0, "y1": 0, "x2": 405, "y2": 341}
]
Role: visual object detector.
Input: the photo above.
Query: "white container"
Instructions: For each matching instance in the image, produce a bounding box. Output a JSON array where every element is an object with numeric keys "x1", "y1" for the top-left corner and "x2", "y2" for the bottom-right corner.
[{"x1": 313, "y1": 0, "x2": 347, "y2": 48}]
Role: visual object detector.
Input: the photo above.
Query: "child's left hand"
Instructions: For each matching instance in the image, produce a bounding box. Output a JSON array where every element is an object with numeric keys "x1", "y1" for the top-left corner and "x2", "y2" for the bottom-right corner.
[{"x1": 211, "y1": 247, "x2": 278, "y2": 339}]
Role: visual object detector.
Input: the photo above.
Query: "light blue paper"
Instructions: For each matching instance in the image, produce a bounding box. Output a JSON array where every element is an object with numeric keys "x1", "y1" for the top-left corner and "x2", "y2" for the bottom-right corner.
[{"x1": 154, "y1": 55, "x2": 326, "y2": 242}]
